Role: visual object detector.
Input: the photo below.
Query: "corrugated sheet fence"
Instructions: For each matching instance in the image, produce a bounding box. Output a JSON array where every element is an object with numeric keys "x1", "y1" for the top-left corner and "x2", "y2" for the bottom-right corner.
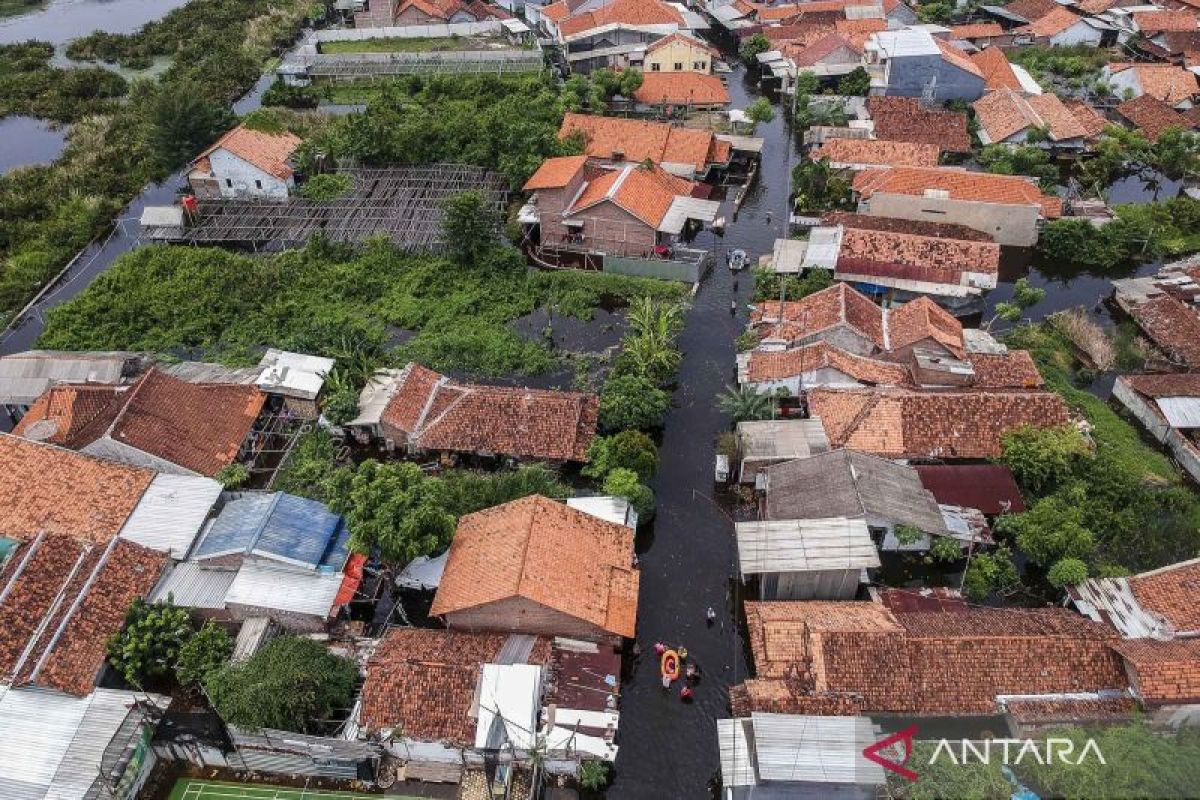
[{"x1": 604, "y1": 255, "x2": 702, "y2": 283}]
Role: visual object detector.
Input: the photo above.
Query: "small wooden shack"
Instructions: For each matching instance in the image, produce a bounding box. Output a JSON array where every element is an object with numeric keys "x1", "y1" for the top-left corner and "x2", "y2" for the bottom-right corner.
[{"x1": 735, "y1": 517, "x2": 880, "y2": 600}]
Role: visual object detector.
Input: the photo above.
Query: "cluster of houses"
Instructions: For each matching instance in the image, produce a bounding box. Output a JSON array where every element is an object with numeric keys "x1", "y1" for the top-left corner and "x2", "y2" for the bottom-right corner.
[{"x1": 0, "y1": 345, "x2": 648, "y2": 798}]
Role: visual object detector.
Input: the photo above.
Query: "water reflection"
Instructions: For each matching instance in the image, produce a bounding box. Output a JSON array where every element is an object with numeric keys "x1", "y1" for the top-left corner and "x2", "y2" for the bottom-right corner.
[
  {"x1": 0, "y1": 116, "x2": 68, "y2": 175},
  {"x1": 0, "y1": 0, "x2": 190, "y2": 45}
]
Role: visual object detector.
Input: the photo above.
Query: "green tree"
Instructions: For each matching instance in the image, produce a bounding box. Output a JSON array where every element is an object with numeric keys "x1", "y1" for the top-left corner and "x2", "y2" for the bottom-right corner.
[
  {"x1": 329, "y1": 460, "x2": 456, "y2": 565},
  {"x1": 978, "y1": 144, "x2": 1059, "y2": 191},
  {"x1": 175, "y1": 621, "x2": 233, "y2": 687},
  {"x1": 717, "y1": 385, "x2": 772, "y2": 423},
  {"x1": 997, "y1": 491, "x2": 1096, "y2": 568},
  {"x1": 962, "y1": 545, "x2": 1020, "y2": 601},
  {"x1": 582, "y1": 430, "x2": 659, "y2": 481},
  {"x1": 791, "y1": 158, "x2": 853, "y2": 212},
  {"x1": 106, "y1": 598, "x2": 194, "y2": 688},
  {"x1": 836, "y1": 66, "x2": 871, "y2": 96},
  {"x1": 746, "y1": 97, "x2": 775, "y2": 125},
  {"x1": 603, "y1": 467, "x2": 655, "y2": 522},
  {"x1": 916, "y1": 0, "x2": 952, "y2": 22},
  {"x1": 441, "y1": 190, "x2": 498, "y2": 265},
  {"x1": 621, "y1": 333, "x2": 682, "y2": 385},
  {"x1": 1047, "y1": 557, "x2": 1089, "y2": 588},
  {"x1": 929, "y1": 536, "x2": 961, "y2": 562},
  {"x1": 437, "y1": 464, "x2": 571, "y2": 516},
  {"x1": 998, "y1": 423, "x2": 1091, "y2": 495},
  {"x1": 205, "y1": 636, "x2": 358, "y2": 732},
  {"x1": 740, "y1": 33, "x2": 770, "y2": 65},
  {"x1": 599, "y1": 374, "x2": 671, "y2": 431},
  {"x1": 146, "y1": 83, "x2": 235, "y2": 169},
  {"x1": 215, "y1": 463, "x2": 250, "y2": 489}
]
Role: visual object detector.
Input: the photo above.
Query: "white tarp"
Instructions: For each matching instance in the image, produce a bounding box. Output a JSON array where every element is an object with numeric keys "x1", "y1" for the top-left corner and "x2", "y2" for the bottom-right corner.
[{"x1": 396, "y1": 551, "x2": 449, "y2": 590}]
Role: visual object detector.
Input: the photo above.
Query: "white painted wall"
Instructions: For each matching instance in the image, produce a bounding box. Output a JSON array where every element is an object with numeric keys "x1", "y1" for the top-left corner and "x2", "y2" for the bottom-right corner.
[
  {"x1": 209, "y1": 149, "x2": 292, "y2": 200},
  {"x1": 1049, "y1": 22, "x2": 1104, "y2": 47}
]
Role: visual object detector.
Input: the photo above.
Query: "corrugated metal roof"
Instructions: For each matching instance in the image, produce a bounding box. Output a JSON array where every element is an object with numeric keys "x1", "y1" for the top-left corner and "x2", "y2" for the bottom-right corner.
[
  {"x1": 736, "y1": 518, "x2": 879, "y2": 575},
  {"x1": 475, "y1": 664, "x2": 542, "y2": 751},
  {"x1": 717, "y1": 718, "x2": 756, "y2": 787},
  {"x1": 750, "y1": 713, "x2": 885, "y2": 785},
  {"x1": 232, "y1": 617, "x2": 278, "y2": 664},
  {"x1": 658, "y1": 196, "x2": 721, "y2": 234},
  {"x1": 118, "y1": 474, "x2": 222, "y2": 558},
  {"x1": 348, "y1": 368, "x2": 403, "y2": 427},
  {"x1": 256, "y1": 349, "x2": 335, "y2": 401},
  {"x1": 196, "y1": 492, "x2": 348, "y2": 570},
  {"x1": 396, "y1": 551, "x2": 449, "y2": 590},
  {"x1": 1156, "y1": 397, "x2": 1200, "y2": 429},
  {"x1": 152, "y1": 561, "x2": 237, "y2": 609},
  {"x1": 161, "y1": 362, "x2": 261, "y2": 385},
  {"x1": 566, "y1": 496, "x2": 638, "y2": 530},
  {"x1": 0, "y1": 352, "x2": 135, "y2": 405},
  {"x1": 737, "y1": 419, "x2": 830, "y2": 460},
  {"x1": 1069, "y1": 576, "x2": 1168, "y2": 639},
  {"x1": 224, "y1": 559, "x2": 342, "y2": 618}
]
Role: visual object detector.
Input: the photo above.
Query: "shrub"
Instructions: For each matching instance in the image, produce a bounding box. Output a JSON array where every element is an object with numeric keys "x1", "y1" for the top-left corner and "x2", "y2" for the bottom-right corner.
[
  {"x1": 998, "y1": 423, "x2": 1091, "y2": 496},
  {"x1": 106, "y1": 598, "x2": 194, "y2": 688},
  {"x1": 603, "y1": 467, "x2": 655, "y2": 522},
  {"x1": 962, "y1": 545, "x2": 1019, "y2": 601},
  {"x1": 215, "y1": 463, "x2": 250, "y2": 489},
  {"x1": 176, "y1": 621, "x2": 233, "y2": 687},
  {"x1": 929, "y1": 536, "x2": 961, "y2": 563},
  {"x1": 582, "y1": 430, "x2": 659, "y2": 481},
  {"x1": 297, "y1": 173, "x2": 353, "y2": 201},
  {"x1": 1047, "y1": 557, "x2": 1089, "y2": 588},
  {"x1": 599, "y1": 374, "x2": 671, "y2": 431}
]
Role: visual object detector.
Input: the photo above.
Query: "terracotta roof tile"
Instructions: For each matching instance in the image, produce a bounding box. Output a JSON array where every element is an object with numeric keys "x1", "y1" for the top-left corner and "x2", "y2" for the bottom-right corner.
[
  {"x1": 1064, "y1": 99, "x2": 1111, "y2": 140},
  {"x1": 889, "y1": 297, "x2": 967, "y2": 358},
  {"x1": 541, "y1": 0, "x2": 570, "y2": 21},
  {"x1": 559, "y1": 113, "x2": 731, "y2": 173},
  {"x1": 1109, "y1": 63, "x2": 1200, "y2": 105},
  {"x1": 812, "y1": 138, "x2": 941, "y2": 167},
  {"x1": 807, "y1": 386, "x2": 1071, "y2": 459},
  {"x1": 0, "y1": 434, "x2": 152, "y2": 544},
  {"x1": 866, "y1": 97, "x2": 972, "y2": 153},
  {"x1": 951, "y1": 22, "x2": 1004, "y2": 38},
  {"x1": 935, "y1": 38, "x2": 984, "y2": 78},
  {"x1": 644, "y1": 31, "x2": 721, "y2": 56},
  {"x1": 970, "y1": 46, "x2": 1025, "y2": 91},
  {"x1": 965, "y1": 350, "x2": 1045, "y2": 388},
  {"x1": 12, "y1": 384, "x2": 128, "y2": 448},
  {"x1": 1016, "y1": 5, "x2": 1087, "y2": 37},
  {"x1": 569, "y1": 162, "x2": 695, "y2": 228},
  {"x1": 1003, "y1": 0, "x2": 1061, "y2": 21},
  {"x1": 97, "y1": 369, "x2": 265, "y2": 477},
  {"x1": 1132, "y1": 9, "x2": 1198, "y2": 33},
  {"x1": 381, "y1": 364, "x2": 598, "y2": 462},
  {"x1": 0, "y1": 535, "x2": 168, "y2": 696},
  {"x1": 1128, "y1": 294, "x2": 1200, "y2": 367},
  {"x1": 193, "y1": 125, "x2": 301, "y2": 180},
  {"x1": 780, "y1": 32, "x2": 862, "y2": 67},
  {"x1": 824, "y1": 211, "x2": 993, "y2": 242},
  {"x1": 1121, "y1": 372, "x2": 1200, "y2": 399},
  {"x1": 1111, "y1": 638, "x2": 1200, "y2": 704},
  {"x1": 359, "y1": 628, "x2": 551, "y2": 742},
  {"x1": 750, "y1": 283, "x2": 886, "y2": 348},
  {"x1": 633, "y1": 72, "x2": 731, "y2": 106},
  {"x1": 523, "y1": 154, "x2": 588, "y2": 191},
  {"x1": 836, "y1": 225, "x2": 1001, "y2": 288},
  {"x1": 558, "y1": 0, "x2": 682, "y2": 36},
  {"x1": 1128, "y1": 559, "x2": 1200, "y2": 636},
  {"x1": 744, "y1": 341, "x2": 912, "y2": 384},
  {"x1": 1076, "y1": 0, "x2": 1118, "y2": 14},
  {"x1": 738, "y1": 601, "x2": 1127, "y2": 716},
  {"x1": 853, "y1": 165, "x2": 1063, "y2": 217},
  {"x1": 975, "y1": 88, "x2": 1088, "y2": 142},
  {"x1": 1117, "y1": 94, "x2": 1197, "y2": 141},
  {"x1": 430, "y1": 495, "x2": 639, "y2": 638}
]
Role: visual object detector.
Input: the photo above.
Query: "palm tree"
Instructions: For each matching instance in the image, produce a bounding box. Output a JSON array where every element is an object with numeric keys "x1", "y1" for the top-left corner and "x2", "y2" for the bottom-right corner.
[
  {"x1": 623, "y1": 333, "x2": 681, "y2": 384},
  {"x1": 717, "y1": 385, "x2": 773, "y2": 423},
  {"x1": 628, "y1": 296, "x2": 683, "y2": 342}
]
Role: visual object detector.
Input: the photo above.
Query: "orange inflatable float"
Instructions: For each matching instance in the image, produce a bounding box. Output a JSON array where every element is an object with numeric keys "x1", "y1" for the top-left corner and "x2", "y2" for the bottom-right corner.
[{"x1": 661, "y1": 649, "x2": 681, "y2": 681}]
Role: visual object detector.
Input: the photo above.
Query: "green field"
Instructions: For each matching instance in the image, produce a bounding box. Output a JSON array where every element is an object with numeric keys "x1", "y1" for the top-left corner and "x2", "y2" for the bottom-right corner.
[{"x1": 167, "y1": 779, "x2": 418, "y2": 800}]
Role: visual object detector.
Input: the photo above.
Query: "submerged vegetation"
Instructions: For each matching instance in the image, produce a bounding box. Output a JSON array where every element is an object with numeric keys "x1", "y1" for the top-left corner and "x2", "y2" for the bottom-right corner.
[{"x1": 1039, "y1": 196, "x2": 1200, "y2": 269}]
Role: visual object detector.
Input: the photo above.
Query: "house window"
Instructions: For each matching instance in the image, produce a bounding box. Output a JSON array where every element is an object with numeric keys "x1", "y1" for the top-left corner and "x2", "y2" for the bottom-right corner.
[
  {"x1": 224, "y1": 178, "x2": 233, "y2": 188},
  {"x1": 254, "y1": 179, "x2": 262, "y2": 190},
  {"x1": 651, "y1": 62, "x2": 661, "y2": 71},
  {"x1": 694, "y1": 61, "x2": 706, "y2": 70},
  {"x1": 674, "y1": 62, "x2": 683, "y2": 71}
]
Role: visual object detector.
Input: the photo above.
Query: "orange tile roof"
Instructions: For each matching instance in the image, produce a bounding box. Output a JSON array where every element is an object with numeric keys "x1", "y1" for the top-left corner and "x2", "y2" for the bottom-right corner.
[
  {"x1": 12, "y1": 384, "x2": 128, "y2": 448},
  {"x1": 744, "y1": 341, "x2": 912, "y2": 384},
  {"x1": 935, "y1": 38, "x2": 984, "y2": 78},
  {"x1": 1064, "y1": 99, "x2": 1111, "y2": 140},
  {"x1": 430, "y1": 495, "x2": 639, "y2": 638},
  {"x1": 1128, "y1": 559, "x2": 1200, "y2": 636},
  {"x1": 359, "y1": 628, "x2": 552, "y2": 741},
  {"x1": 974, "y1": 88, "x2": 1088, "y2": 143},
  {"x1": 1111, "y1": 639, "x2": 1200, "y2": 705},
  {"x1": 966, "y1": 350, "x2": 1045, "y2": 388},
  {"x1": 633, "y1": 71, "x2": 732, "y2": 106},
  {"x1": 1004, "y1": 0, "x2": 1062, "y2": 21},
  {"x1": 812, "y1": 138, "x2": 941, "y2": 167},
  {"x1": 568, "y1": 162, "x2": 695, "y2": 228},
  {"x1": 541, "y1": 0, "x2": 570, "y2": 21},
  {"x1": 523, "y1": 154, "x2": 588, "y2": 190},
  {"x1": 1016, "y1": 5, "x2": 1088, "y2": 37},
  {"x1": 558, "y1": 0, "x2": 682, "y2": 36},
  {"x1": 808, "y1": 386, "x2": 1071, "y2": 459},
  {"x1": 750, "y1": 282, "x2": 886, "y2": 348},
  {"x1": 1128, "y1": 294, "x2": 1200, "y2": 368},
  {"x1": 644, "y1": 31, "x2": 721, "y2": 56},
  {"x1": 1076, "y1": 0, "x2": 1118, "y2": 13},
  {"x1": 1109, "y1": 63, "x2": 1200, "y2": 105},
  {"x1": 1132, "y1": 8, "x2": 1198, "y2": 32},
  {"x1": 1117, "y1": 93, "x2": 1197, "y2": 141},
  {"x1": 0, "y1": 434, "x2": 153, "y2": 544},
  {"x1": 853, "y1": 165, "x2": 1063, "y2": 218},
  {"x1": 824, "y1": 210, "x2": 994, "y2": 242},
  {"x1": 95, "y1": 369, "x2": 265, "y2": 477},
  {"x1": 866, "y1": 97, "x2": 973, "y2": 153},
  {"x1": 837, "y1": 224, "x2": 1001, "y2": 286},
  {"x1": 558, "y1": 113, "x2": 731, "y2": 173},
  {"x1": 381, "y1": 363, "x2": 599, "y2": 461},
  {"x1": 951, "y1": 22, "x2": 1004, "y2": 38},
  {"x1": 889, "y1": 297, "x2": 966, "y2": 358},
  {"x1": 738, "y1": 601, "x2": 1126, "y2": 716},
  {"x1": 970, "y1": 46, "x2": 1025, "y2": 92},
  {"x1": 781, "y1": 32, "x2": 862, "y2": 67},
  {"x1": 193, "y1": 125, "x2": 301, "y2": 180}
]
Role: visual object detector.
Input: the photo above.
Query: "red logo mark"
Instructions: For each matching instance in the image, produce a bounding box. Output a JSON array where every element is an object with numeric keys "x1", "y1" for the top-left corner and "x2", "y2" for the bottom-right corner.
[{"x1": 862, "y1": 724, "x2": 919, "y2": 782}]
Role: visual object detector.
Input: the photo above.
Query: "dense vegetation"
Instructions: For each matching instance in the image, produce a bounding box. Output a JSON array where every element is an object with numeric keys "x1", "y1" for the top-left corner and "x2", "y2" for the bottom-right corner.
[
  {"x1": 0, "y1": 42, "x2": 127, "y2": 121},
  {"x1": 38, "y1": 239, "x2": 683, "y2": 376},
  {"x1": 964, "y1": 322, "x2": 1200, "y2": 599},
  {"x1": 0, "y1": 0, "x2": 313, "y2": 325},
  {"x1": 1007, "y1": 44, "x2": 1112, "y2": 93},
  {"x1": 892, "y1": 724, "x2": 1200, "y2": 799},
  {"x1": 107, "y1": 599, "x2": 232, "y2": 690},
  {"x1": 1039, "y1": 196, "x2": 1200, "y2": 269}
]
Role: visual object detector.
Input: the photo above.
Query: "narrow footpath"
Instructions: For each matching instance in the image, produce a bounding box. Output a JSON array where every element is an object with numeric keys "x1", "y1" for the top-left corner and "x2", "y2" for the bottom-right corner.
[{"x1": 608, "y1": 67, "x2": 792, "y2": 799}]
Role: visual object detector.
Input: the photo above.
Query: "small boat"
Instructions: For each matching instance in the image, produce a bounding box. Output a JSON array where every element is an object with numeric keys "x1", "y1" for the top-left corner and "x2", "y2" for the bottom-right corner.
[
  {"x1": 661, "y1": 649, "x2": 681, "y2": 681},
  {"x1": 727, "y1": 248, "x2": 748, "y2": 272}
]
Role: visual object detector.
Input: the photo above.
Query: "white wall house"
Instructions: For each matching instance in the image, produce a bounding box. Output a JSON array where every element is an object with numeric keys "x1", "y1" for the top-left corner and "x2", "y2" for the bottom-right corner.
[{"x1": 188, "y1": 125, "x2": 303, "y2": 200}]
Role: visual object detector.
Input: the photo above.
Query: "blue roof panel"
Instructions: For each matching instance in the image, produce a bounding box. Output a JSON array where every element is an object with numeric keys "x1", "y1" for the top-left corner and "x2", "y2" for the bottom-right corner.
[{"x1": 197, "y1": 491, "x2": 347, "y2": 569}]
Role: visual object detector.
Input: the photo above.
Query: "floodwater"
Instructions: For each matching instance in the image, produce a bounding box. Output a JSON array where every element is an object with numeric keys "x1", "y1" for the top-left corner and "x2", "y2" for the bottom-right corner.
[
  {"x1": 0, "y1": 0, "x2": 189, "y2": 45},
  {"x1": 0, "y1": 116, "x2": 68, "y2": 175}
]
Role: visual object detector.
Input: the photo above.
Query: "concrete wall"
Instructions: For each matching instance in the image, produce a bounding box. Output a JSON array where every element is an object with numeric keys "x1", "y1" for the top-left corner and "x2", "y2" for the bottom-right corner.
[
  {"x1": 209, "y1": 149, "x2": 291, "y2": 200},
  {"x1": 887, "y1": 54, "x2": 985, "y2": 102},
  {"x1": 327, "y1": 21, "x2": 507, "y2": 38},
  {"x1": 443, "y1": 595, "x2": 616, "y2": 643},
  {"x1": 226, "y1": 602, "x2": 327, "y2": 633},
  {"x1": 1048, "y1": 23, "x2": 1104, "y2": 47},
  {"x1": 1113, "y1": 381, "x2": 1200, "y2": 485},
  {"x1": 604, "y1": 254, "x2": 699, "y2": 282},
  {"x1": 759, "y1": 568, "x2": 863, "y2": 600},
  {"x1": 645, "y1": 38, "x2": 713, "y2": 74},
  {"x1": 861, "y1": 193, "x2": 1041, "y2": 247}
]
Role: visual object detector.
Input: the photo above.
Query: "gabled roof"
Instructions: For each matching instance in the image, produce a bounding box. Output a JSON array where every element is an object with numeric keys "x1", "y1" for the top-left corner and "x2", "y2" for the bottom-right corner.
[
  {"x1": 0, "y1": 350, "x2": 140, "y2": 405},
  {"x1": 1003, "y1": 0, "x2": 1061, "y2": 21},
  {"x1": 195, "y1": 491, "x2": 350, "y2": 571},
  {"x1": 965, "y1": 350, "x2": 1045, "y2": 388},
  {"x1": 974, "y1": 88, "x2": 1088, "y2": 143},
  {"x1": 359, "y1": 628, "x2": 551, "y2": 742},
  {"x1": 1015, "y1": 5, "x2": 1088, "y2": 36},
  {"x1": 558, "y1": 113, "x2": 732, "y2": 173},
  {"x1": 644, "y1": 31, "x2": 721, "y2": 56},
  {"x1": 1072, "y1": 557, "x2": 1200, "y2": 639},
  {"x1": 567, "y1": 162, "x2": 697, "y2": 228},
  {"x1": 522, "y1": 154, "x2": 588, "y2": 191},
  {"x1": 743, "y1": 341, "x2": 911, "y2": 385},
  {"x1": 1064, "y1": 99, "x2": 1111, "y2": 139},
  {"x1": 853, "y1": 165, "x2": 1063, "y2": 217},
  {"x1": 430, "y1": 495, "x2": 639, "y2": 638},
  {"x1": 836, "y1": 224, "x2": 1001, "y2": 289},
  {"x1": 1131, "y1": 8, "x2": 1197, "y2": 33},
  {"x1": 934, "y1": 38, "x2": 984, "y2": 78},
  {"x1": 914, "y1": 464, "x2": 1026, "y2": 514},
  {"x1": 888, "y1": 296, "x2": 966, "y2": 358},
  {"x1": 81, "y1": 369, "x2": 266, "y2": 477},
  {"x1": 12, "y1": 384, "x2": 128, "y2": 448},
  {"x1": 0, "y1": 434, "x2": 153, "y2": 545},
  {"x1": 1107, "y1": 62, "x2": 1200, "y2": 105},
  {"x1": 807, "y1": 387, "x2": 1071, "y2": 459},
  {"x1": 970, "y1": 46, "x2": 1026, "y2": 91},
  {"x1": 866, "y1": 96, "x2": 973, "y2": 153},
  {"x1": 1117, "y1": 93, "x2": 1197, "y2": 141},
  {"x1": 782, "y1": 32, "x2": 862, "y2": 67},
  {"x1": 750, "y1": 282, "x2": 886, "y2": 348},
  {"x1": 812, "y1": 137, "x2": 941, "y2": 167},
  {"x1": 1127, "y1": 294, "x2": 1200, "y2": 367},
  {"x1": 1111, "y1": 638, "x2": 1200, "y2": 704},
  {"x1": 558, "y1": 0, "x2": 682, "y2": 36},
  {"x1": 950, "y1": 21, "x2": 1004, "y2": 38},
  {"x1": 192, "y1": 125, "x2": 302, "y2": 180},
  {"x1": 634, "y1": 72, "x2": 732, "y2": 106},
  {"x1": 765, "y1": 449, "x2": 950, "y2": 535},
  {"x1": 381, "y1": 364, "x2": 599, "y2": 462}
]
